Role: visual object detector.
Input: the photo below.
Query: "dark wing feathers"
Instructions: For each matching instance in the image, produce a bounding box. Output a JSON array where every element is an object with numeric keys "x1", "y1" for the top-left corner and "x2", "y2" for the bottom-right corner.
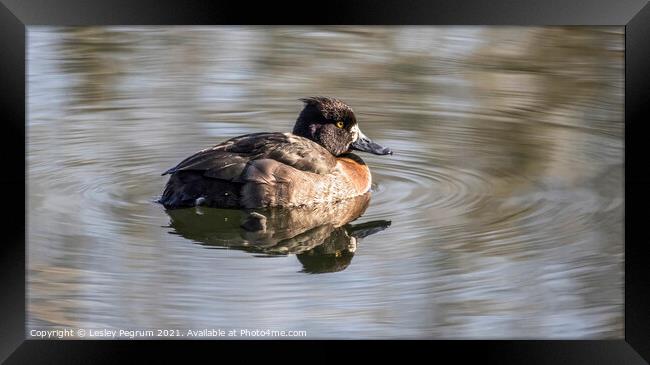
[
  {"x1": 201, "y1": 160, "x2": 246, "y2": 181},
  {"x1": 162, "y1": 133, "x2": 336, "y2": 182}
]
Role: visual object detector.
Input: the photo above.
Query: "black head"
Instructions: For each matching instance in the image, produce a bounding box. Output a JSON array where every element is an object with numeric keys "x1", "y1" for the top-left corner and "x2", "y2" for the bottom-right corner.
[{"x1": 292, "y1": 96, "x2": 392, "y2": 157}]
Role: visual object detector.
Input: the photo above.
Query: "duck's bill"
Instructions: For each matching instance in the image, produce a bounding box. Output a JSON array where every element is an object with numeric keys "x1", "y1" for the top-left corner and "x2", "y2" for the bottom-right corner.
[
  {"x1": 351, "y1": 132, "x2": 393, "y2": 155},
  {"x1": 352, "y1": 138, "x2": 392, "y2": 155}
]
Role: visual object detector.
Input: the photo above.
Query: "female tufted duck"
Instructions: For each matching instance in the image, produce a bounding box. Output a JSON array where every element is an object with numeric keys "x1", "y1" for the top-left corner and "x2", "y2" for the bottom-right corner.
[{"x1": 159, "y1": 96, "x2": 392, "y2": 209}]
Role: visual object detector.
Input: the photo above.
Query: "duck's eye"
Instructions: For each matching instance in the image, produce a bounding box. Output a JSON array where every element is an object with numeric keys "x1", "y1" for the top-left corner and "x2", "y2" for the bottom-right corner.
[{"x1": 336, "y1": 121, "x2": 344, "y2": 129}]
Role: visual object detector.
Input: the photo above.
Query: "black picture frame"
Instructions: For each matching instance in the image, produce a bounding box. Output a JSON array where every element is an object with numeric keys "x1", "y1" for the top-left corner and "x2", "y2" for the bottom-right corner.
[{"x1": 1, "y1": 0, "x2": 648, "y2": 363}]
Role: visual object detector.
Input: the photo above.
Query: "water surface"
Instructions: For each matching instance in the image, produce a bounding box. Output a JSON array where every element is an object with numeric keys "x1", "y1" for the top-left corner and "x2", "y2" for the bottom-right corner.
[{"x1": 27, "y1": 27, "x2": 624, "y2": 339}]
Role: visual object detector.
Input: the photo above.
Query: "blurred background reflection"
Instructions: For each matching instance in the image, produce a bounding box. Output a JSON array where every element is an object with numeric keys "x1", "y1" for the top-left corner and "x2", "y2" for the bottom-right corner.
[{"x1": 27, "y1": 26, "x2": 623, "y2": 338}]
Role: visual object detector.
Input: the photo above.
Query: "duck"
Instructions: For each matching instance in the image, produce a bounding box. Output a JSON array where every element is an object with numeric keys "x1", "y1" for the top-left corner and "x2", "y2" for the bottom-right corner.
[{"x1": 159, "y1": 96, "x2": 392, "y2": 209}]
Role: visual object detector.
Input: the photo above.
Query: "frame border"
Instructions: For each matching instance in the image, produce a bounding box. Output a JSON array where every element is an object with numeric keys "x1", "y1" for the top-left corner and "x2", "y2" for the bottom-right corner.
[
  {"x1": 2, "y1": 0, "x2": 648, "y2": 363},
  {"x1": 625, "y1": 1, "x2": 650, "y2": 363}
]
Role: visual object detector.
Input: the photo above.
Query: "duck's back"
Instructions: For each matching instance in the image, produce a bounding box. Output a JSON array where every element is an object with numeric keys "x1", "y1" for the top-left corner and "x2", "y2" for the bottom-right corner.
[{"x1": 160, "y1": 132, "x2": 367, "y2": 209}]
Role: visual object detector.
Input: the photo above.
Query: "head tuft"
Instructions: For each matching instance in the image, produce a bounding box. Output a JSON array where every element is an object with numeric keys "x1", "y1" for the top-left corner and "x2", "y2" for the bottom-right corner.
[{"x1": 298, "y1": 96, "x2": 355, "y2": 122}]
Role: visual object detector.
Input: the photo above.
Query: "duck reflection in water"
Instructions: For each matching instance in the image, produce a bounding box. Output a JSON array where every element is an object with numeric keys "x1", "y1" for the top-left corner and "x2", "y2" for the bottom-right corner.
[{"x1": 165, "y1": 193, "x2": 391, "y2": 273}]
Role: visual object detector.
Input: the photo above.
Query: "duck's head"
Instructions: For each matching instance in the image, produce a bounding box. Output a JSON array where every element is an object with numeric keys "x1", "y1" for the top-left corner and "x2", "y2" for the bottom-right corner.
[{"x1": 293, "y1": 96, "x2": 393, "y2": 157}]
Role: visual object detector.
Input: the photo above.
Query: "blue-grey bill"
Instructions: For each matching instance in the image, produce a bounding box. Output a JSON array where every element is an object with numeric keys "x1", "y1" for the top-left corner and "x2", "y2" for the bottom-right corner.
[{"x1": 351, "y1": 136, "x2": 393, "y2": 155}]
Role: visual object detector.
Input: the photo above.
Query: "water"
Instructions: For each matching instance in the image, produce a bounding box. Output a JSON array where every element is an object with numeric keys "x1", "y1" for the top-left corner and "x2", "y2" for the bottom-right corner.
[{"x1": 27, "y1": 27, "x2": 624, "y2": 339}]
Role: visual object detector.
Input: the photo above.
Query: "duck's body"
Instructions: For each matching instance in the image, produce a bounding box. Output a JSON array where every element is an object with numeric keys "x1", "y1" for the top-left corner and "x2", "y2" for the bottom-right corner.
[
  {"x1": 159, "y1": 97, "x2": 391, "y2": 209},
  {"x1": 160, "y1": 132, "x2": 371, "y2": 209}
]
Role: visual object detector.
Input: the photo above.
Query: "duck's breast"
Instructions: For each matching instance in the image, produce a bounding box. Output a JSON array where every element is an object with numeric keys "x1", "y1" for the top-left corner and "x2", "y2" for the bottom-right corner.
[{"x1": 335, "y1": 156, "x2": 372, "y2": 195}]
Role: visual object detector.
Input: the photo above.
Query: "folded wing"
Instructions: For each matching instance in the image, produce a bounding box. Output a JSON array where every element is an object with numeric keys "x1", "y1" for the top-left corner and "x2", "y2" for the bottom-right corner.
[{"x1": 161, "y1": 132, "x2": 337, "y2": 182}]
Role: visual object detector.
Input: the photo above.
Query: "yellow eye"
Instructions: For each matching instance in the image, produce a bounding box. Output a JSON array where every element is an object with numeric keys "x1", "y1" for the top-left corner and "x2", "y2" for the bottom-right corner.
[{"x1": 336, "y1": 121, "x2": 344, "y2": 129}]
